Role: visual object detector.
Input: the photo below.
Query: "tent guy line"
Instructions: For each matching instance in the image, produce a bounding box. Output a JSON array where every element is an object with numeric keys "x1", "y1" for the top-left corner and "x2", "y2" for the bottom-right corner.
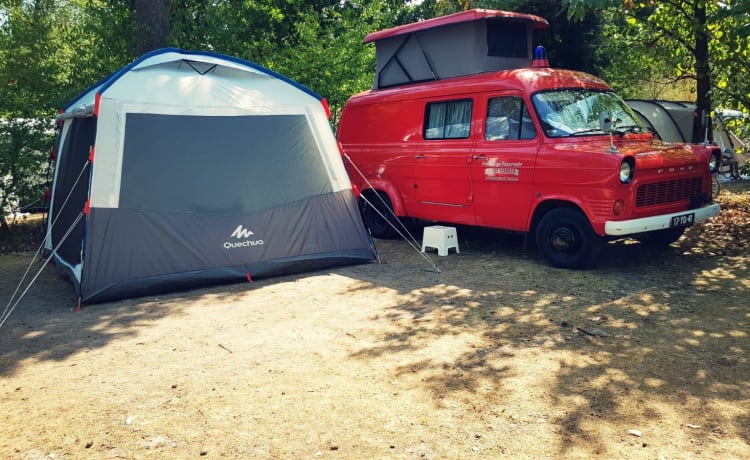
[
  {"x1": 1, "y1": 157, "x2": 93, "y2": 325},
  {"x1": 0, "y1": 212, "x2": 83, "y2": 328},
  {"x1": 344, "y1": 152, "x2": 441, "y2": 274}
]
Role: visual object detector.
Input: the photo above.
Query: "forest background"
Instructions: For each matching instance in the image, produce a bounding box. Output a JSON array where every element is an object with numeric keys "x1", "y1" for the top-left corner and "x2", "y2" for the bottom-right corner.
[{"x1": 1, "y1": 0, "x2": 749, "y2": 230}]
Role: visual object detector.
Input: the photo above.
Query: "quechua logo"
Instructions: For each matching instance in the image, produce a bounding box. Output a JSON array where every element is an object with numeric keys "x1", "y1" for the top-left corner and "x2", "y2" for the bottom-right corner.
[
  {"x1": 230, "y1": 225, "x2": 254, "y2": 239},
  {"x1": 224, "y1": 225, "x2": 264, "y2": 249}
]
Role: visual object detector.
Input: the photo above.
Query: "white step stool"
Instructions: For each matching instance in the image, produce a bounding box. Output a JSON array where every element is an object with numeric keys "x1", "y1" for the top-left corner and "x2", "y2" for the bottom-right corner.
[{"x1": 421, "y1": 225, "x2": 460, "y2": 256}]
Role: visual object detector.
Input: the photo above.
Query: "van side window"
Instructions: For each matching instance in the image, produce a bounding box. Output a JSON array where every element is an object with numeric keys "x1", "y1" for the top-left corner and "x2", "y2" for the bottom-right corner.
[
  {"x1": 424, "y1": 99, "x2": 473, "y2": 139},
  {"x1": 485, "y1": 97, "x2": 536, "y2": 141}
]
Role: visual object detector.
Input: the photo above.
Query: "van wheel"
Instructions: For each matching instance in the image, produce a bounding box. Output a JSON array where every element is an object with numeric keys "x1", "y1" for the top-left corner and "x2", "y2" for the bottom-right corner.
[
  {"x1": 536, "y1": 208, "x2": 602, "y2": 268},
  {"x1": 361, "y1": 193, "x2": 398, "y2": 239},
  {"x1": 636, "y1": 227, "x2": 685, "y2": 247}
]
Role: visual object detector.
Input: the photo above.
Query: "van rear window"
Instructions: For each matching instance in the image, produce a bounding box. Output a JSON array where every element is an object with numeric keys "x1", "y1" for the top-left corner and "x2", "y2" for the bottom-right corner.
[{"x1": 424, "y1": 100, "x2": 472, "y2": 139}]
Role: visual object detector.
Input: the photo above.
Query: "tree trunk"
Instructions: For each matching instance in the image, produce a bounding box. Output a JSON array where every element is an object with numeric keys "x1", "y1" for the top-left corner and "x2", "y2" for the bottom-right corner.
[
  {"x1": 0, "y1": 216, "x2": 10, "y2": 241},
  {"x1": 134, "y1": 0, "x2": 169, "y2": 55},
  {"x1": 692, "y1": 1, "x2": 712, "y2": 143}
]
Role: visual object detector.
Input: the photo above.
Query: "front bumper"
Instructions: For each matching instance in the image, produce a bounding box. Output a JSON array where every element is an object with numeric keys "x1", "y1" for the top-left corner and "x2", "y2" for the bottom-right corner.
[{"x1": 604, "y1": 203, "x2": 721, "y2": 236}]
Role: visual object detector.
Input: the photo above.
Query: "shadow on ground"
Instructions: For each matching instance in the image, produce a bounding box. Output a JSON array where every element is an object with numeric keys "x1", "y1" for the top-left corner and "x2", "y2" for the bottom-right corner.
[{"x1": 344, "y1": 216, "x2": 749, "y2": 457}]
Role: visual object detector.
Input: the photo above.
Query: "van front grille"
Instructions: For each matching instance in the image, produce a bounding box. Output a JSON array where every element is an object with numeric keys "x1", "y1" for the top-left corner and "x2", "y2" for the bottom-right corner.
[{"x1": 635, "y1": 177, "x2": 702, "y2": 207}]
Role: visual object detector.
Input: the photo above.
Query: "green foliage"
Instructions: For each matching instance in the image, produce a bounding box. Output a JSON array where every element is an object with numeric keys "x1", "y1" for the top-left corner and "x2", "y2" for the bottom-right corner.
[
  {"x1": 594, "y1": 6, "x2": 693, "y2": 100},
  {"x1": 562, "y1": 0, "x2": 750, "y2": 116},
  {"x1": 710, "y1": 1, "x2": 750, "y2": 110},
  {"x1": 167, "y1": 0, "x2": 288, "y2": 61},
  {"x1": 57, "y1": 0, "x2": 136, "y2": 94},
  {"x1": 2, "y1": 0, "x2": 749, "y2": 228},
  {"x1": 1, "y1": 1, "x2": 60, "y2": 225},
  {"x1": 524, "y1": 2, "x2": 605, "y2": 75},
  {"x1": 268, "y1": 0, "x2": 401, "y2": 125},
  {"x1": 1, "y1": 0, "x2": 62, "y2": 116},
  {"x1": 0, "y1": 1, "x2": 133, "y2": 226},
  {"x1": 0, "y1": 119, "x2": 53, "y2": 222}
]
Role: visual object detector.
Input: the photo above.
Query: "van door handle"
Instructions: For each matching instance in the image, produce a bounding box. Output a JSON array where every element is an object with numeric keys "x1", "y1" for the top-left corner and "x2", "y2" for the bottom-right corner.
[
  {"x1": 415, "y1": 154, "x2": 425, "y2": 159},
  {"x1": 472, "y1": 154, "x2": 487, "y2": 160}
]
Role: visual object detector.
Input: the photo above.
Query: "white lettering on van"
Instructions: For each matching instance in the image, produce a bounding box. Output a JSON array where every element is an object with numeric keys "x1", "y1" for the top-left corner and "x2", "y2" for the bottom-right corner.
[{"x1": 484, "y1": 159, "x2": 524, "y2": 181}]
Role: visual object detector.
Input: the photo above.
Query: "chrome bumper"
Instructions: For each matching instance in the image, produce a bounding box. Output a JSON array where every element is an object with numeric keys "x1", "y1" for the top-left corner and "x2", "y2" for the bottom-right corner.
[{"x1": 604, "y1": 203, "x2": 721, "y2": 236}]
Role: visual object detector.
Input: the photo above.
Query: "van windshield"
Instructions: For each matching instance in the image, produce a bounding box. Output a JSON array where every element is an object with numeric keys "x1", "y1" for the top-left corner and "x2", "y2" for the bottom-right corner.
[{"x1": 532, "y1": 89, "x2": 645, "y2": 138}]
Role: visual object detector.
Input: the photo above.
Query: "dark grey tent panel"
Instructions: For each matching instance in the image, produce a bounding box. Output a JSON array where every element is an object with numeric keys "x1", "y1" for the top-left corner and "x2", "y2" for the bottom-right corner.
[
  {"x1": 376, "y1": 33, "x2": 438, "y2": 88},
  {"x1": 120, "y1": 114, "x2": 332, "y2": 213},
  {"x1": 82, "y1": 191, "x2": 371, "y2": 303},
  {"x1": 49, "y1": 117, "x2": 96, "y2": 282}
]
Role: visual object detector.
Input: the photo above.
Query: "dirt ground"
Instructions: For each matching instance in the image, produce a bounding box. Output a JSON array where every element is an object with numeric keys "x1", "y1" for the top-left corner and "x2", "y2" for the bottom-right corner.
[{"x1": 1, "y1": 182, "x2": 749, "y2": 459}]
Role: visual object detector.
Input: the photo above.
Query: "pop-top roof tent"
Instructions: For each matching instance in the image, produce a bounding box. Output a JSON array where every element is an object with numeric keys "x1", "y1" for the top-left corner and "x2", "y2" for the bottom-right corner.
[
  {"x1": 625, "y1": 100, "x2": 698, "y2": 143},
  {"x1": 47, "y1": 48, "x2": 376, "y2": 304},
  {"x1": 365, "y1": 9, "x2": 549, "y2": 89}
]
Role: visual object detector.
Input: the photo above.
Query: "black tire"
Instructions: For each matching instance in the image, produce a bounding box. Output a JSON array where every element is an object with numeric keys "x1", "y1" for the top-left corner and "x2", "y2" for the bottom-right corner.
[
  {"x1": 535, "y1": 208, "x2": 602, "y2": 269},
  {"x1": 361, "y1": 192, "x2": 398, "y2": 239},
  {"x1": 636, "y1": 226, "x2": 685, "y2": 247}
]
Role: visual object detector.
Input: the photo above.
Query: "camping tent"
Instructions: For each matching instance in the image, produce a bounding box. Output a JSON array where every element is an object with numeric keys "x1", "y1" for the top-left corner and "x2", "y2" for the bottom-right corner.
[
  {"x1": 625, "y1": 100, "x2": 697, "y2": 143},
  {"x1": 46, "y1": 48, "x2": 376, "y2": 304}
]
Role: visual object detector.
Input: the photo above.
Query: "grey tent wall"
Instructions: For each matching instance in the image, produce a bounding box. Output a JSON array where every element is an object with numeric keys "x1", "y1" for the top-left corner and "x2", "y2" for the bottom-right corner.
[
  {"x1": 625, "y1": 100, "x2": 697, "y2": 143},
  {"x1": 79, "y1": 112, "x2": 374, "y2": 303}
]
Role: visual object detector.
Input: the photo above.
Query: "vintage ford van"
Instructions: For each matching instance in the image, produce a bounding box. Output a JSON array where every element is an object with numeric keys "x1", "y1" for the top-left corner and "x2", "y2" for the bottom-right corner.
[{"x1": 337, "y1": 9, "x2": 721, "y2": 268}]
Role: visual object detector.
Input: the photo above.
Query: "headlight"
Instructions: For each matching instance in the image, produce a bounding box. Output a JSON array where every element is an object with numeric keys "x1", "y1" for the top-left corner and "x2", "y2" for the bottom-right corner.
[
  {"x1": 619, "y1": 160, "x2": 634, "y2": 183},
  {"x1": 708, "y1": 151, "x2": 721, "y2": 173}
]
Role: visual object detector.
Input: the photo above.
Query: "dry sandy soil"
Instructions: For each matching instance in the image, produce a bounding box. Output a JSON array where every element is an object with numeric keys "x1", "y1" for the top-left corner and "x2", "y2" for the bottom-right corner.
[{"x1": 1, "y1": 182, "x2": 749, "y2": 459}]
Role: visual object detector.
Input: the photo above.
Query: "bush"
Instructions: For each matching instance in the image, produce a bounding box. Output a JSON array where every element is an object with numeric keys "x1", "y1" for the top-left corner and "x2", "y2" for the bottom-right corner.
[
  {"x1": 0, "y1": 119, "x2": 54, "y2": 225},
  {"x1": 0, "y1": 215, "x2": 46, "y2": 254}
]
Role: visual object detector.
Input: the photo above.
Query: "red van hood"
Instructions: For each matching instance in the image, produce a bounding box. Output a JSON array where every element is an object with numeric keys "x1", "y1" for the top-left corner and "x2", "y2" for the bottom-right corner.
[
  {"x1": 552, "y1": 138, "x2": 705, "y2": 168},
  {"x1": 622, "y1": 142, "x2": 705, "y2": 168}
]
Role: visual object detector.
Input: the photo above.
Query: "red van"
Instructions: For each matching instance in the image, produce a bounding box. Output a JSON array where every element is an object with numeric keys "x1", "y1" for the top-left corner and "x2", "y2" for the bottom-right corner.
[{"x1": 337, "y1": 9, "x2": 721, "y2": 268}]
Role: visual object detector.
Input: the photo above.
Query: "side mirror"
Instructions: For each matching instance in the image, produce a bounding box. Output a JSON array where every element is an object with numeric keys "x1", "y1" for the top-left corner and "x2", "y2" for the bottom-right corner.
[
  {"x1": 701, "y1": 109, "x2": 712, "y2": 145},
  {"x1": 701, "y1": 109, "x2": 710, "y2": 128},
  {"x1": 600, "y1": 111, "x2": 619, "y2": 153}
]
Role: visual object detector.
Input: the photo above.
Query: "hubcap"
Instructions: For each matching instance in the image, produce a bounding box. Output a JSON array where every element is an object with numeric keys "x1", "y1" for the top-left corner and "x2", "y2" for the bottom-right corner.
[{"x1": 551, "y1": 227, "x2": 577, "y2": 253}]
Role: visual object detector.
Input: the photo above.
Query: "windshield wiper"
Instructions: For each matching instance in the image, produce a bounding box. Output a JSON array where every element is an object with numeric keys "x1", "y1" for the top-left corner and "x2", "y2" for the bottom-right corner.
[
  {"x1": 614, "y1": 125, "x2": 650, "y2": 135},
  {"x1": 570, "y1": 128, "x2": 608, "y2": 137}
]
